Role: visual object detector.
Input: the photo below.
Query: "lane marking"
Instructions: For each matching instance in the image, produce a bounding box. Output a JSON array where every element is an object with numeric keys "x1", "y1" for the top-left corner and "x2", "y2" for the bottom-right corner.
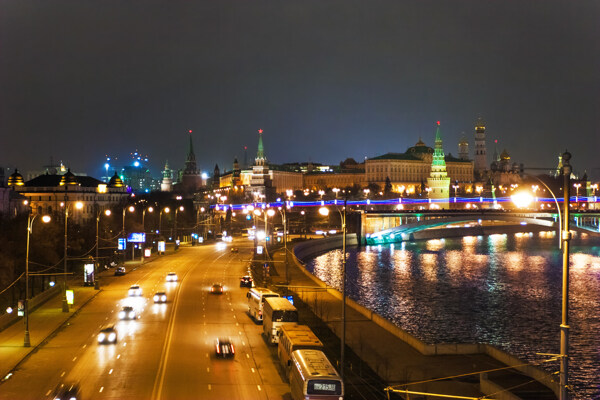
[
  {"x1": 45, "y1": 390, "x2": 51, "y2": 396},
  {"x1": 207, "y1": 367, "x2": 210, "y2": 373},
  {"x1": 257, "y1": 385, "x2": 262, "y2": 391},
  {"x1": 99, "y1": 386, "x2": 104, "y2": 392},
  {"x1": 60, "y1": 371, "x2": 65, "y2": 377},
  {"x1": 251, "y1": 367, "x2": 255, "y2": 373},
  {"x1": 208, "y1": 384, "x2": 211, "y2": 390},
  {"x1": 82, "y1": 344, "x2": 87, "y2": 349},
  {"x1": 72, "y1": 356, "x2": 77, "y2": 362},
  {"x1": 117, "y1": 354, "x2": 121, "y2": 359},
  {"x1": 246, "y1": 354, "x2": 250, "y2": 358},
  {"x1": 242, "y1": 341, "x2": 245, "y2": 346},
  {"x1": 109, "y1": 368, "x2": 113, "y2": 374}
]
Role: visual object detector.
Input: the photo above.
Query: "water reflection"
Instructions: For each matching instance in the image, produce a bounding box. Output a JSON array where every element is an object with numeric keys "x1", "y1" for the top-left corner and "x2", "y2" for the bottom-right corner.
[{"x1": 307, "y1": 234, "x2": 600, "y2": 399}]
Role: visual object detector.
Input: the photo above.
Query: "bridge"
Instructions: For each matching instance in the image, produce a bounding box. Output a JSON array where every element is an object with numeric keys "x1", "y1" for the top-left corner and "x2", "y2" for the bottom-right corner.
[{"x1": 362, "y1": 210, "x2": 600, "y2": 245}]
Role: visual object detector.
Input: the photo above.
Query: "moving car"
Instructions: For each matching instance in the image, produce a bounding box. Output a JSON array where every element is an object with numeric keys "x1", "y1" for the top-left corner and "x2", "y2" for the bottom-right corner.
[
  {"x1": 215, "y1": 338, "x2": 235, "y2": 358},
  {"x1": 98, "y1": 326, "x2": 117, "y2": 344},
  {"x1": 230, "y1": 247, "x2": 239, "y2": 253},
  {"x1": 51, "y1": 382, "x2": 81, "y2": 400},
  {"x1": 118, "y1": 306, "x2": 138, "y2": 320},
  {"x1": 128, "y1": 285, "x2": 142, "y2": 296},
  {"x1": 153, "y1": 291, "x2": 167, "y2": 303},
  {"x1": 114, "y1": 266, "x2": 126, "y2": 276},
  {"x1": 240, "y1": 275, "x2": 253, "y2": 288},
  {"x1": 166, "y1": 272, "x2": 178, "y2": 282},
  {"x1": 210, "y1": 283, "x2": 224, "y2": 294}
]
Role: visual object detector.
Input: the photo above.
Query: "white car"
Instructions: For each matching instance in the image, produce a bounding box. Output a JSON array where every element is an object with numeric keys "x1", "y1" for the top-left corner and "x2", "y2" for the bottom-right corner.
[
  {"x1": 98, "y1": 326, "x2": 117, "y2": 344},
  {"x1": 118, "y1": 306, "x2": 138, "y2": 320},
  {"x1": 166, "y1": 272, "x2": 178, "y2": 282},
  {"x1": 128, "y1": 285, "x2": 142, "y2": 297},
  {"x1": 153, "y1": 292, "x2": 167, "y2": 303}
]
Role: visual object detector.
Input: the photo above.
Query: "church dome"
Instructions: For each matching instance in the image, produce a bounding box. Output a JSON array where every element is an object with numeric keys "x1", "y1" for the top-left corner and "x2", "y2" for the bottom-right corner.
[
  {"x1": 7, "y1": 169, "x2": 24, "y2": 187},
  {"x1": 500, "y1": 149, "x2": 510, "y2": 160},
  {"x1": 59, "y1": 168, "x2": 78, "y2": 186},
  {"x1": 407, "y1": 138, "x2": 433, "y2": 154},
  {"x1": 108, "y1": 172, "x2": 125, "y2": 187}
]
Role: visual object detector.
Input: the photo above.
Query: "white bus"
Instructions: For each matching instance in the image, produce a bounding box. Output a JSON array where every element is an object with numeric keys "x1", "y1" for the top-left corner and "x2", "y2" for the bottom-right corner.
[
  {"x1": 278, "y1": 324, "x2": 324, "y2": 380},
  {"x1": 290, "y1": 349, "x2": 344, "y2": 400},
  {"x1": 262, "y1": 297, "x2": 298, "y2": 344},
  {"x1": 247, "y1": 288, "x2": 279, "y2": 322}
]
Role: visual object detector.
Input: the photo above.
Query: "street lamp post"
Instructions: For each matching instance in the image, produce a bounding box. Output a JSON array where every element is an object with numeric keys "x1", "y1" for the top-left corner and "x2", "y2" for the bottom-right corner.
[
  {"x1": 452, "y1": 184, "x2": 459, "y2": 203},
  {"x1": 174, "y1": 206, "x2": 184, "y2": 241},
  {"x1": 159, "y1": 207, "x2": 170, "y2": 235},
  {"x1": 319, "y1": 197, "x2": 347, "y2": 382},
  {"x1": 95, "y1": 209, "x2": 111, "y2": 290},
  {"x1": 62, "y1": 201, "x2": 83, "y2": 312},
  {"x1": 24, "y1": 212, "x2": 51, "y2": 346},
  {"x1": 560, "y1": 152, "x2": 572, "y2": 400}
]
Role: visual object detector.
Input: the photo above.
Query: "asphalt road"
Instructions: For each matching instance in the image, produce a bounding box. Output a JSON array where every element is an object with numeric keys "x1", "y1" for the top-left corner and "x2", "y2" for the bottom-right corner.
[{"x1": 0, "y1": 239, "x2": 290, "y2": 400}]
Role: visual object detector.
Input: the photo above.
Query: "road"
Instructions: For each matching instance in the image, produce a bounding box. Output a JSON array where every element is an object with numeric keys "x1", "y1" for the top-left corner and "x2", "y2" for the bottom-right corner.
[{"x1": 0, "y1": 239, "x2": 290, "y2": 400}]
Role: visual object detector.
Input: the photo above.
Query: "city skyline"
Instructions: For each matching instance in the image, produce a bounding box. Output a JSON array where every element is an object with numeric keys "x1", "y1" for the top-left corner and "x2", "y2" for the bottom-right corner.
[{"x1": 1, "y1": 1, "x2": 599, "y2": 178}]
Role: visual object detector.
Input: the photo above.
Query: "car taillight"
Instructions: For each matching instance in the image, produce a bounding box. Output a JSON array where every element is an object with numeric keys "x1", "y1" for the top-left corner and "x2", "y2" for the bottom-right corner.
[
  {"x1": 231, "y1": 344, "x2": 235, "y2": 354},
  {"x1": 259, "y1": 310, "x2": 262, "y2": 316},
  {"x1": 216, "y1": 345, "x2": 220, "y2": 353}
]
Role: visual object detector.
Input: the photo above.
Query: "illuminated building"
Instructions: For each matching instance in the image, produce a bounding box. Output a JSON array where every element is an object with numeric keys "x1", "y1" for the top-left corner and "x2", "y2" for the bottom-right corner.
[
  {"x1": 177, "y1": 130, "x2": 203, "y2": 194},
  {"x1": 160, "y1": 160, "x2": 173, "y2": 192},
  {"x1": 474, "y1": 117, "x2": 487, "y2": 178},
  {"x1": 458, "y1": 133, "x2": 469, "y2": 160},
  {"x1": 8, "y1": 169, "x2": 128, "y2": 223},
  {"x1": 249, "y1": 129, "x2": 274, "y2": 200},
  {"x1": 426, "y1": 122, "x2": 451, "y2": 208}
]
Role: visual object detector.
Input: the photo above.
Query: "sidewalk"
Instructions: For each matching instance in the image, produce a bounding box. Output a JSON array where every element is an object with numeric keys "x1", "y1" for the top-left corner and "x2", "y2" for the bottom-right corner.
[{"x1": 268, "y1": 247, "x2": 558, "y2": 400}]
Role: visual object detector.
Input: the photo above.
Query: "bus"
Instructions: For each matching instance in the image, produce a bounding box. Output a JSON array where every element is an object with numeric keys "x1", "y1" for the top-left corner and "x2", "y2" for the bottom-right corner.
[
  {"x1": 262, "y1": 297, "x2": 298, "y2": 344},
  {"x1": 278, "y1": 324, "x2": 324, "y2": 380},
  {"x1": 289, "y1": 349, "x2": 344, "y2": 400},
  {"x1": 247, "y1": 288, "x2": 280, "y2": 322}
]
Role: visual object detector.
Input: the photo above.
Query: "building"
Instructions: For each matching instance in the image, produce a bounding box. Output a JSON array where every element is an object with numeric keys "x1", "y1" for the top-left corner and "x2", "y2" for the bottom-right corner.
[
  {"x1": 177, "y1": 131, "x2": 203, "y2": 194},
  {"x1": 427, "y1": 122, "x2": 451, "y2": 208},
  {"x1": 160, "y1": 160, "x2": 173, "y2": 192},
  {"x1": 8, "y1": 169, "x2": 129, "y2": 223},
  {"x1": 474, "y1": 118, "x2": 487, "y2": 178}
]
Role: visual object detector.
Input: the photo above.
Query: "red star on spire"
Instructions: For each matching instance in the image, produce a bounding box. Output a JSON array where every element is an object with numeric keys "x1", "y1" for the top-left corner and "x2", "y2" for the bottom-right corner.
[
  {"x1": 437, "y1": 121, "x2": 440, "y2": 126},
  {"x1": 189, "y1": 130, "x2": 192, "y2": 133},
  {"x1": 258, "y1": 129, "x2": 263, "y2": 134}
]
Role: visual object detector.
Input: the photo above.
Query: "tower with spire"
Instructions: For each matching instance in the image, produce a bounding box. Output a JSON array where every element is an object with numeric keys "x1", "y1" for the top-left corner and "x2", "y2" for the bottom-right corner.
[
  {"x1": 161, "y1": 160, "x2": 173, "y2": 192},
  {"x1": 427, "y1": 121, "x2": 451, "y2": 209},
  {"x1": 474, "y1": 117, "x2": 487, "y2": 178},
  {"x1": 179, "y1": 130, "x2": 202, "y2": 194},
  {"x1": 458, "y1": 133, "x2": 469, "y2": 160},
  {"x1": 250, "y1": 129, "x2": 273, "y2": 200}
]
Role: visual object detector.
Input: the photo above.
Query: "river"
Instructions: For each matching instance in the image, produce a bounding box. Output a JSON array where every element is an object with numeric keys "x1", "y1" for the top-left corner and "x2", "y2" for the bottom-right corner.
[{"x1": 305, "y1": 231, "x2": 600, "y2": 399}]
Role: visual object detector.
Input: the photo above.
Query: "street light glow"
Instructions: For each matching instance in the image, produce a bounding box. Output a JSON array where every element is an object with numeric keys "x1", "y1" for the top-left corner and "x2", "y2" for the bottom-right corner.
[
  {"x1": 511, "y1": 192, "x2": 534, "y2": 208},
  {"x1": 266, "y1": 209, "x2": 275, "y2": 217},
  {"x1": 319, "y1": 207, "x2": 330, "y2": 216},
  {"x1": 41, "y1": 215, "x2": 51, "y2": 223},
  {"x1": 75, "y1": 202, "x2": 84, "y2": 210}
]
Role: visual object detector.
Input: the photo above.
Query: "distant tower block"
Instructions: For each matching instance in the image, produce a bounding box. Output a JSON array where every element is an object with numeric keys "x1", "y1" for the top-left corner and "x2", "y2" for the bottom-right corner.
[
  {"x1": 474, "y1": 118, "x2": 487, "y2": 176},
  {"x1": 458, "y1": 133, "x2": 469, "y2": 160}
]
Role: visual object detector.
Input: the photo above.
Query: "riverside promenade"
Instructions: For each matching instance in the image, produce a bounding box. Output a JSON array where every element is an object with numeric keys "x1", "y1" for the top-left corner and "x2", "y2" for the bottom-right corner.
[{"x1": 268, "y1": 235, "x2": 559, "y2": 400}]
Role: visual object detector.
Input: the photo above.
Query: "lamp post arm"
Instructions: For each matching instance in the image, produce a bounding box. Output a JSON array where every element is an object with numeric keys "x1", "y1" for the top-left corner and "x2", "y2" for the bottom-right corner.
[{"x1": 524, "y1": 174, "x2": 562, "y2": 249}]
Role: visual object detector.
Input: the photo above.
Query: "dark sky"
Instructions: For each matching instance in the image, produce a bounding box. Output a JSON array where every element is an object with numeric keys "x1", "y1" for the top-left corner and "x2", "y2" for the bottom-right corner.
[{"x1": 1, "y1": 1, "x2": 599, "y2": 179}]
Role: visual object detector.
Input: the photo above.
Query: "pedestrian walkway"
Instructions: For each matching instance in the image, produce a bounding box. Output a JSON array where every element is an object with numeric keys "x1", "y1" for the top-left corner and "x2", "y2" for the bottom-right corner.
[{"x1": 268, "y1": 245, "x2": 559, "y2": 400}]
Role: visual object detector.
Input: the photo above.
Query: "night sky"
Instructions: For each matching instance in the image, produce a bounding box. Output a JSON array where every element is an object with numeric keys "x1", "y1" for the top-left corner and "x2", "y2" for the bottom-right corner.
[{"x1": 1, "y1": 1, "x2": 599, "y2": 179}]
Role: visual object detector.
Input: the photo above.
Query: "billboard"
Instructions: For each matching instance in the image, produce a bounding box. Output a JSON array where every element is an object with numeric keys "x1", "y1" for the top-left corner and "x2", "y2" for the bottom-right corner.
[
  {"x1": 118, "y1": 238, "x2": 126, "y2": 250},
  {"x1": 128, "y1": 232, "x2": 146, "y2": 243}
]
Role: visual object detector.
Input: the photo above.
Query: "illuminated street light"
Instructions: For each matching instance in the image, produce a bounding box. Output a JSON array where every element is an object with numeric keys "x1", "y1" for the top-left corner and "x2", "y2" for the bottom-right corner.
[
  {"x1": 174, "y1": 206, "x2": 185, "y2": 241},
  {"x1": 159, "y1": 207, "x2": 170, "y2": 234},
  {"x1": 95, "y1": 209, "x2": 112, "y2": 290},
  {"x1": 24, "y1": 212, "x2": 51, "y2": 346},
  {"x1": 62, "y1": 201, "x2": 83, "y2": 313},
  {"x1": 510, "y1": 192, "x2": 534, "y2": 209}
]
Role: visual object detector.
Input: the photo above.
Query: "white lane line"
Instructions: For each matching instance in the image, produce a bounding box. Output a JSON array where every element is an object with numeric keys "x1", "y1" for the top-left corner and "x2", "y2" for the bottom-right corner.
[
  {"x1": 251, "y1": 367, "x2": 255, "y2": 373},
  {"x1": 208, "y1": 384, "x2": 211, "y2": 390},
  {"x1": 82, "y1": 344, "x2": 87, "y2": 349},
  {"x1": 45, "y1": 390, "x2": 51, "y2": 396},
  {"x1": 246, "y1": 353, "x2": 250, "y2": 358},
  {"x1": 72, "y1": 356, "x2": 77, "y2": 362},
  {"x1": 257, "y1": 385, "x2": 262, "y2": 391},
  {"x1": 242, "y1": 341, "x2": 245, "y2": 346},
  {"x1": 239, "y1": 331, "x2": 242, "y2": 335},
  {"x1": 109, "y1": 369, "x2": 113, "y2": 374},
  {"x1": 123, "y1": 342, "x2": 127, "y2": 346},
  {"x1": 236, "y1": 322, "x2": 239, "y2": 326},
  {"x1": 206, "y1": 353, "x2": 209, "y2": 358},
  {"x1": 60, "y1": 371, "x2": 65, "y2": 377},
  {"x1": 230, "y1": 308, "x2": 234, "y2": 311},
  {"x1": 206, "y1": 367, "x2": 210, "y2": 373},
  {"x1": 99, "y1": 386, "x2": 104, "y2": 393},
  {"x1": 117, "y1": 354, "x2": 121, "y2": 359}
]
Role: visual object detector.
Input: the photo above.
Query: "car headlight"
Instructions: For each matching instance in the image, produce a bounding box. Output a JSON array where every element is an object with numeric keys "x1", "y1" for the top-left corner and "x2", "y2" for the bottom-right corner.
[
  {"x1": 98, "y1": 333, "x2": 105, "y2": 341},
  {"x1": 108, "y1": 333, "x2": 116, "y2": 342},
  {"x1": 119, "y1": 311, "x2": 125, "y2": 319},
  {"x1": 153, "y1": 295, "x2": 159, "y2": 301},
  {"x1": 161, "y1": 295, "x2": 167, "y2": 301},
  {"x1": 129, "y1": 311, "x2": 135, "y2": 318}
]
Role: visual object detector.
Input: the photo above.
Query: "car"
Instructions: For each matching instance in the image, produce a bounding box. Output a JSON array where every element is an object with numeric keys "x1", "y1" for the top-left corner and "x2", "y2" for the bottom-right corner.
[
  {"x1": 230, "y1": 247, "x2": 239, "y2": 253},
  {"x1": 153, "y1": 291, "x2": 167, "y2": 303},
  {"x1": 215, "y1": 338, "x2": 235, "y2": 358},
  {"x1": 118, "y1": 306, "x2": 138, "y2": 320},
  {"x1": 240, "y1": 275, "x2": 253, "y2": 288},
  {"x1": 166, "y1": 272, "x2": 178, "y2": 282},
  {"x1": 51, "y1": 382, "x2": 81, "y2": 400},
  {"x1": 210, "y1": 283, "x2": 224, "y2": 294},
  {"x1": 98, "y1": 326, "x2": 117, "y2": 344},
  {"x1": 114, "y1": 266, "x2": 126, "y2": 276},
  {"x1": 128, "y1": 285, "x2": 142, "y2": 296}
]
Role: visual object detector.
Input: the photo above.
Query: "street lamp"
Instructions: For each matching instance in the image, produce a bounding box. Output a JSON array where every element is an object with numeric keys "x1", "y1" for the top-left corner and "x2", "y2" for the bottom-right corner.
[
  {"x1": 573, "y1": 183, "x2": 581, "y2": 209},
  {"x1": 452, "y1": 184, "x2": 459, "y2": 203},
  {"x1": 512, "y1": 153, "x2": 573, "y2": 400},
  {"x1": 142, "y1": 206, "x2": 154, "y2": 233},
  {"x1": 159, "y1": 207, "x2": 170, "y2": 235},
  {"x1": 174, "y1": 206, "x2": 184, "y2": 241},
  {"x1": 95, "y1": 209, "x2": 111, "y2": 290},
  {"x1": 24, "y1": 212, "x2": 51, "y2": 346},
  {"x1": 319, "y1": 198, "x2": 347, "y2": 382},
  {"x1": 62, "y1": 201, "x2": 83, "y2": 312}
]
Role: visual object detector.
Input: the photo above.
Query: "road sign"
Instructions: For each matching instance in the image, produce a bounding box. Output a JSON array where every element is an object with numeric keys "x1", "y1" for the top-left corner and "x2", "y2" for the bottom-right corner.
[{"x1": 256, "y1": 245, "x2": 263, "y2": 254}]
